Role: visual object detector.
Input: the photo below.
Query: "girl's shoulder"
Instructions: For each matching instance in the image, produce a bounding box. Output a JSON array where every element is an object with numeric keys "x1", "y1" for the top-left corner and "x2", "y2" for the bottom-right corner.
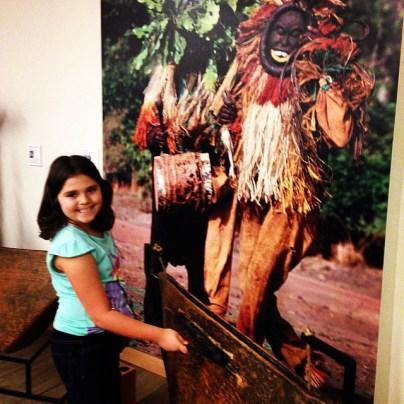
[
  {"x1": 51, "y1": 225, "x2": 87, "y2": 243},
  {"x1": 49, "y1": 225, "x2": 95, "y2": 258}
]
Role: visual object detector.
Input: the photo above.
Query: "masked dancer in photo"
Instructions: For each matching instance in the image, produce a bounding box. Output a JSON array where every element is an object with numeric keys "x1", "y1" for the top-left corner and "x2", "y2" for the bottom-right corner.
[{"x1": 202, "y1": 0, "x2": 373, "y2": 386}]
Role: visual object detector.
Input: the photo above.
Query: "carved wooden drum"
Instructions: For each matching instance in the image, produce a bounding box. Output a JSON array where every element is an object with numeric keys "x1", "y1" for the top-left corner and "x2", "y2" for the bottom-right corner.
[{"x1": 153, "y1": 152, "x2": 213, "y2": 211}]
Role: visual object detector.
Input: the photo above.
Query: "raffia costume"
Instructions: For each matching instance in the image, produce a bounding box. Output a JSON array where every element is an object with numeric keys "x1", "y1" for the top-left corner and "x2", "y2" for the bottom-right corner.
[
  {"x1": 203, "y1": 0, "x2": 373, "y2": 372},
  {"x1": 133, "y1": 64, "x2": 211, "y2": 326},
  {"x1": 132, "y1": 0, "x2": 373, "y2": 377}
]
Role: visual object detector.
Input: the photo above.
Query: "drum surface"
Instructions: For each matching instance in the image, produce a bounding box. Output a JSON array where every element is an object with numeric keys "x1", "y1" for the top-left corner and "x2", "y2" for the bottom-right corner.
[{"x1": 153, "y1": 152, "x2": 213, "y2": 211}]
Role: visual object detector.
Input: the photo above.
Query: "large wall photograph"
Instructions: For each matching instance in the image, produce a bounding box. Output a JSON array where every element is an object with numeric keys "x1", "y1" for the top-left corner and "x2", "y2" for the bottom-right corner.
[{"x1": 102, "y1": 0, "x2": 403, "y2": 401}]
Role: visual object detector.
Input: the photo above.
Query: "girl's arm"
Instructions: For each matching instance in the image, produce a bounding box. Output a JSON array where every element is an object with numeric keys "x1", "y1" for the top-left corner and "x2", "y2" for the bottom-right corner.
[{"x1": 54, "y1": 253, "x2": 188, "y2": 353}]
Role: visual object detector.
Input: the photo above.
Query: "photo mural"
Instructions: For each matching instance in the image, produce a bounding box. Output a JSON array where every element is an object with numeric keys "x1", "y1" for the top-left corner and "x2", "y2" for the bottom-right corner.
[{"x1": 102, "y1": 0, "x2": 403, "y2": 401}]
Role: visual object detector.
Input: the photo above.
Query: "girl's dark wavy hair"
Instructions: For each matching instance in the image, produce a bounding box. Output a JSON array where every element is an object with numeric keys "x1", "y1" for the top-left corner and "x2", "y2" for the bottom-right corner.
[{"x1": 37, "y1": 155, "x2": 115, "y2": 240}]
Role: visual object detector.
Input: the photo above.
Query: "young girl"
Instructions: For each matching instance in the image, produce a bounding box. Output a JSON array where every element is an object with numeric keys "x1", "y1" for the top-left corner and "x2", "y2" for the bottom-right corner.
[{"x1": 37, "y1": 155, "x2": 188, "y2": 404}]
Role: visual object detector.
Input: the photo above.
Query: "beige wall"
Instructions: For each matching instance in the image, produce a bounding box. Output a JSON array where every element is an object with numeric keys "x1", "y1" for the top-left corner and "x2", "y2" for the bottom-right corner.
[
  {"x1": 374, "y1": 23, "x2": 404, "y2": 404},
  {"x1": 0, "y1": 1, "x2": 403, "y2": 402},
  {"x1": 0, "y1": 0, "x2": 103, "y2": 250}
]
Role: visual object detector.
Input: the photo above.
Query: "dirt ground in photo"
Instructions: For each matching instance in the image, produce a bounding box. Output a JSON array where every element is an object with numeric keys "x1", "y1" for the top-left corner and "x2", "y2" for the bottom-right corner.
[{"x1": 112, "y1": 189, "x2": 382, "y2": 402}]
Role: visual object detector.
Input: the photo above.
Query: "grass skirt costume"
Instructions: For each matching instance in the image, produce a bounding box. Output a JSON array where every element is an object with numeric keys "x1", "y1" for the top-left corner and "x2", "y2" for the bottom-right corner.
[
  {"x1": 203, "y1": 0, "x2": 373, "y2": 376},
  {"x1": 132, "y1": 0, "x2": 373, "y2": 382}
]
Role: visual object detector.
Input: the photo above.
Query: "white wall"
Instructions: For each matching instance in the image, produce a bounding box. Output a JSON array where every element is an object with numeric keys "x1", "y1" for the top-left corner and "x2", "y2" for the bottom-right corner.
[
  {"x1": 374, "y1": 23, "x2": 404, "y2": 404},
  {"x1": 0, "y1": 0, "x2": 103, "y2": 250}
]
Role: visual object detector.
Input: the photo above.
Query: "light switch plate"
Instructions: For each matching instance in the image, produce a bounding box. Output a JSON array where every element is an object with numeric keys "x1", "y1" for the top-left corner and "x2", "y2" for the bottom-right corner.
[{"x1": 28, "y1": 144, "x2": 42, "y2": 166}]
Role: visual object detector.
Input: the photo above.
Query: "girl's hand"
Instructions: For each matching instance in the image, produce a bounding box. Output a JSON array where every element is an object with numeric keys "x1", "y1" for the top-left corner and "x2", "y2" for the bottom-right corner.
[{"x1": 157, "y1": 328, "x2": 188, "y2": 354}]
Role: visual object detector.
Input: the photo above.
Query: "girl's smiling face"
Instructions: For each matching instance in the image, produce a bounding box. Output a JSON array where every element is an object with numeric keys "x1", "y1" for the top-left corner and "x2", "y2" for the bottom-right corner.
[{"x1": 57, "y1": 174, "x2": 103, "y2": 233}]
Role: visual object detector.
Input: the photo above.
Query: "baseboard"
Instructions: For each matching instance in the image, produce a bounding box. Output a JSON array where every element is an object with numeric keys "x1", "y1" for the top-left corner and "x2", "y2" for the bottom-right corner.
[{"x1": 120, "y1": 347, "x2": 166, "y2": 378}]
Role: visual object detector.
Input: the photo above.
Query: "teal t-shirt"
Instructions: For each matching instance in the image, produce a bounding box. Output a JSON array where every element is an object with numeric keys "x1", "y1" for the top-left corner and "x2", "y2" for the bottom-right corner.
[{"x1": 47, "y1": 224, "x2": 121, "y2": 336}]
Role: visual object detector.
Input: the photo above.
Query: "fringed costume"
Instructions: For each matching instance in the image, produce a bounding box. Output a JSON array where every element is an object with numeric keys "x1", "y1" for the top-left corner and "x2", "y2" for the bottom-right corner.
[
  {"x1": 132, "y1": 0, "x2": 373, "y2": 385},
  {"x1": 203, "y1": 0, "x2": 373, "y2": 377},
  {"x1": 132, "y1": 64, "x2": 212, "y2": 326}
]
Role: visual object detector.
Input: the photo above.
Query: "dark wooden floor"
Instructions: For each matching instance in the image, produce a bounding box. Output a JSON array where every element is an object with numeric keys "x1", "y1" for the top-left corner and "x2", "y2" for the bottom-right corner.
[{"x1": 0, "y1": 333, "x2": 169, "y2": 403}]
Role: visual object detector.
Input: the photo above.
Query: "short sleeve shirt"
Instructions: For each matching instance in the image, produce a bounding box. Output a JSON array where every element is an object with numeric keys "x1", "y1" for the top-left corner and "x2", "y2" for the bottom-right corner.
[{"x1": 47, "y1": 225, "x2": 121, "y2": 336}]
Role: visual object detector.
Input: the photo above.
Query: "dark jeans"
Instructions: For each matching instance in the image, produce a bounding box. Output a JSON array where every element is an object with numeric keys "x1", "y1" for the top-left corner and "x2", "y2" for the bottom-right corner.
[{"x1": 51, "y1": 329, "x2": 125, "y2": 404}]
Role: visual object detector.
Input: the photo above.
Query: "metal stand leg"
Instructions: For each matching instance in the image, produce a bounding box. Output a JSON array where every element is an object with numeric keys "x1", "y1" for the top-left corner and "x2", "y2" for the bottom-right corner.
[
  {"x1": 0, "y1": 336, "x2": 67, "y2": 403},
  {"x1": 143, "y1": 243, "x2": 166, "y2": 326}
]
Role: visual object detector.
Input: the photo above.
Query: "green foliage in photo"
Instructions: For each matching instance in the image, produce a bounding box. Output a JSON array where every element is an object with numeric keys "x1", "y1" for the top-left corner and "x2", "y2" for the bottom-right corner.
[{"x1": 102, "y1": 0, "x2": 402, "y2": 246}]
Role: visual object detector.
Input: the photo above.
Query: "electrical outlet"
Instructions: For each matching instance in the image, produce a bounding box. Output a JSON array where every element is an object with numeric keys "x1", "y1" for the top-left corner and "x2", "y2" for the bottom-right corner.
[{"x1": 28, "y1": 144, "x2": 42, "y2": 166}]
